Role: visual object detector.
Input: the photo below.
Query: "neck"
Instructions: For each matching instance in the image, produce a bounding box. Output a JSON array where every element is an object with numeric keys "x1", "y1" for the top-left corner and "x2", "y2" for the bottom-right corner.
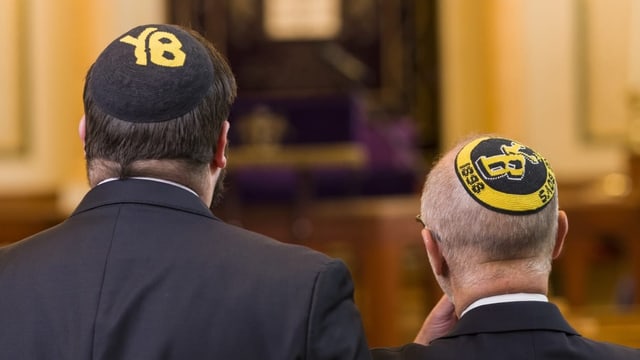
[
  {"x1": 448, "y1": 263, "x2": 550, "y2": 317},
  {"x1": 88, "y1": 159, "x2": 212, "y2": 204}
]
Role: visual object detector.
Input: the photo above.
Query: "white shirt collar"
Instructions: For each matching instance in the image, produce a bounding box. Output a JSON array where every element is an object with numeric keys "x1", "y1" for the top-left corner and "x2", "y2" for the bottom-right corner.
[
  {"x1": 97, "y1": 177, "x2": 200, "y2": 198},
  {"x1": 460, "y1": 293, "x2": 548, "y2": 317}
]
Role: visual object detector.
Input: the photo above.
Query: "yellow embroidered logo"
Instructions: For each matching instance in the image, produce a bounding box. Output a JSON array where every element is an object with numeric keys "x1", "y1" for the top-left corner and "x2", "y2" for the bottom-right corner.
[
  {"x1": 119, "y1": 27, "x2": 186, "y2": 67},
  {"x1": 454, "y1": 137, "x2": 556, "y2": 214}
]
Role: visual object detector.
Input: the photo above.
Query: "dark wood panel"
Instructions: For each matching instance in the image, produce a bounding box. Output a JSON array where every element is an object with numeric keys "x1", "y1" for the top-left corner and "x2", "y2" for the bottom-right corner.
[
  {"x1": 170, "y1": 1, "x2": 410, "y2": 99},
  {"x1": 0, "y1": 194, "x2": 62, "y2": 246},
  {"x1": 168, "y1": 0, "x2": 441, "y2": 158}
]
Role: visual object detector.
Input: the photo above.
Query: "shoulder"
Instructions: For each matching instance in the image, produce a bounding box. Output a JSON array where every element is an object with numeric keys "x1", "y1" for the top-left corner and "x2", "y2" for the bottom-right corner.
[
  {"x1": 214, "y1": 221, "x2": 331, "y2": 260},
  {"x1": 371, "y1": 343, "x2": 437, "y2": 360},
  {"x1": 572, "y1": 336, "x2": 640, "y2": 358},
  {"x1": 0, "y1": 222, "x2": 67, "y2": 265},
  {"x1": 372, "y1": 336, "x2": 640, "y2": 360},
  {"x1": 208, "y1": 221, "x2": 348, "y2": 279}
]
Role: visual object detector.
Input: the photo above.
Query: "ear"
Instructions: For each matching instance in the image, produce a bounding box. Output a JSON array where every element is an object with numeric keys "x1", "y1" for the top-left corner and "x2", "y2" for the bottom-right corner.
[
  {"x1": 78, "y1": 115, "x2": 86, "y2": 145},
  {"x1": 212, "y1": 120, "x2": 230, "y2": 170},
  {"x1": 552, "y1": 210, "x2": 569, "y2": 259},
  {"x1": 422, "y1": 228, "x2": 448, "y2": 276}
]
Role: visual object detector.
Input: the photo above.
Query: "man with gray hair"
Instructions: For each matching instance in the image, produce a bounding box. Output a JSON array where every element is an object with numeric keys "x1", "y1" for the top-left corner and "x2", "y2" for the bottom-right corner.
[{"x1": 372, "y1": 135, "x2": 640, "y2": 359}]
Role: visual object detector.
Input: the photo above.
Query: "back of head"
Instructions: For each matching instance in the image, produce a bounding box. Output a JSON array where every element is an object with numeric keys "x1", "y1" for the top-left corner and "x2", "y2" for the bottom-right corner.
[
  {"x1": 421, "y1": 136, "x2": 559, "y2": 277},
  {"x1": 83, "y1": 24, "x2": 237, "y2": 186}
]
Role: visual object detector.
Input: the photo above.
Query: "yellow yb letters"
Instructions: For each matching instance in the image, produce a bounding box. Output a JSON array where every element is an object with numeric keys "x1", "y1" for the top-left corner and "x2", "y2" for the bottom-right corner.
[{"x1": 120, "y1": 27, "x2": 186, "y2": 67}]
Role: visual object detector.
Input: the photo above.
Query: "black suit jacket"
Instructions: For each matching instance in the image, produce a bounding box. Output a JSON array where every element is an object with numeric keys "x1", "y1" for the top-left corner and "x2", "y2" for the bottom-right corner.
[
  {"x1": 371, "y1": 301, "x2": 639, "y2": 359},
  {"x1": 0, "y1": 179, "x2": 370, "y2": 359}
]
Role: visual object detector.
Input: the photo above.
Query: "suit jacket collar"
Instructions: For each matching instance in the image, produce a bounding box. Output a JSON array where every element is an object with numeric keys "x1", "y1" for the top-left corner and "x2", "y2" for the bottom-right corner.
[
  {"x1": 71, "y1": 178, "x2": 216, "y2": 220},
  {"x1": 438, "y1": 301, "x2": 579, "y2": 341}
]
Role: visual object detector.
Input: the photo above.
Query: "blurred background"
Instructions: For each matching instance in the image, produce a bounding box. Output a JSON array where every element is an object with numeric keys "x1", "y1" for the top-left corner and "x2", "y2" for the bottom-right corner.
[{"x1": 1, "y1": 0, "x2": 639, "y2": 347}]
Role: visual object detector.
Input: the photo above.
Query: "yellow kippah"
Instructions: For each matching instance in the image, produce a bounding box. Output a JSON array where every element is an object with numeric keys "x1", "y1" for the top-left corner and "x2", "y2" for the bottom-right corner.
[{"x1": 454, "y1": 137, "x2": 556, "y2": 214}]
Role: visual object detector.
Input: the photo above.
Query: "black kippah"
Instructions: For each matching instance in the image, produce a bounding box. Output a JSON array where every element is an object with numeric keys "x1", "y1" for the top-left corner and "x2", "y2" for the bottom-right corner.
[{"x1": 86, "y1": 24, "x2": 214, "y2": 123}]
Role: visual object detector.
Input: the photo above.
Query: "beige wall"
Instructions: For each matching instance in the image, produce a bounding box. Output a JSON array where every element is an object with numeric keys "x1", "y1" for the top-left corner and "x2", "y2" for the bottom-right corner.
[
  {"x1": 439, "y1": 0, "x2": 631, "y2": 182},
  {"x1": 0, "y1": 0, "x2": 165, "y2": 211},
  {"x1": 0, "y1": 0, "x2": 21, "y2": 153},
  {"x1": 0, "y1": 0, "x2": 99, "y2": 195},
  {"x1": 438, "y1": 0, "x2": 498, "y2": 143}
]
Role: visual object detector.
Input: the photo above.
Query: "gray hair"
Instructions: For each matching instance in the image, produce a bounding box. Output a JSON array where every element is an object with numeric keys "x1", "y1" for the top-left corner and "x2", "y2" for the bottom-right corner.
[{"x1": 420, "y1": 139, "x2": 559, "y2": 279}]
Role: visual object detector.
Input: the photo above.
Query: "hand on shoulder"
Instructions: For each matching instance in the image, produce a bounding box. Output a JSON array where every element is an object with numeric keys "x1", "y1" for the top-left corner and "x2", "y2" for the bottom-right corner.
[{"x1": 414, "y1": 295, "x2": 457, "y2": 344}]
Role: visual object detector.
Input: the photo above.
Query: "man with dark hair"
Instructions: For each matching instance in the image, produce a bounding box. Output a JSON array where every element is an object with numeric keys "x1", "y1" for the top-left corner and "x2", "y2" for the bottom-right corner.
[
  {"x1": 372, "y1": 135, "x2": 640, "y2": 359},
  {"x1": 0, "y1": 24, "x2": 369, "y2": 359}
]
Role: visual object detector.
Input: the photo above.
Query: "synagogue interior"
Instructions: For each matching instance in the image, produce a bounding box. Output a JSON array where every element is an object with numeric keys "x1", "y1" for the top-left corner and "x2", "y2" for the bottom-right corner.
[{"x1": 1, "y1": 0, "x2": 639, "y2": 347}]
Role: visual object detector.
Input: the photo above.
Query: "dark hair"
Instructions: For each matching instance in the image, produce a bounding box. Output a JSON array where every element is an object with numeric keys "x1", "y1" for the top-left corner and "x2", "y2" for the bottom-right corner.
[{"x1": 83, "y1": 28, "x2": 237, "y2": 185}]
